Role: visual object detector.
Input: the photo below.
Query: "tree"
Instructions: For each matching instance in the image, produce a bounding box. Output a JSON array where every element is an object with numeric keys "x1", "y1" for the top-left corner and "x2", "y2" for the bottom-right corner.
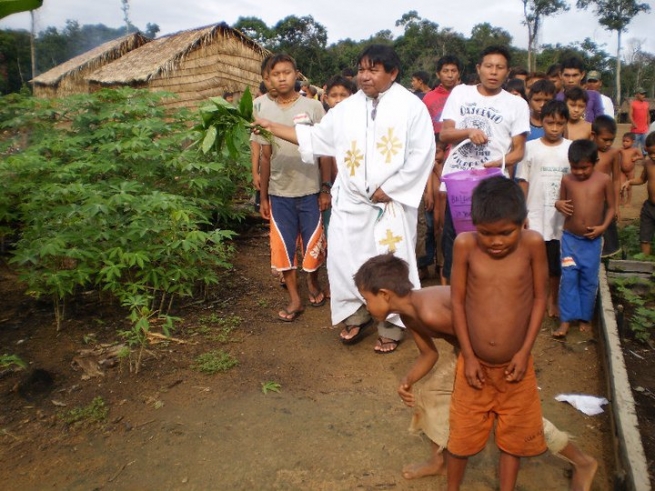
[
  {"x1": 576, "y1": 0, "x2": 651, "y2": 105},
  {"x1": 522, "y1": 0, "x2": 569, "y2": 72},
  {"x1": 144, "y1": 22, "x2": 159, "y2": 39},
  {"x1": 270, "y1": 15, "x2": 328, "y2": 82},
  {"x1": 232, "y1": 16, "x2": 272, "y2": 48}
]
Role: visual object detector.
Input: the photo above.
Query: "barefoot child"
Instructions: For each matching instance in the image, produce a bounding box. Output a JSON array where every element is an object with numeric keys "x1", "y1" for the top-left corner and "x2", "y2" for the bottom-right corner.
[
  {"x1": 619, "y1": 132, "x2": 643, "y2": 206},
  {"x1": 622, "y1": 132, "x2": 655, "y2": 256},
  {"x1": 354, "y1": 254, "x2": 598, "y2": 490},
  {"x1": 449, "y1": 176, "x2": 548, "y2": 490},
  {"x1": 554, "y1": 140, "x2": 615, "y2": 337},
  {"x1": 591, "y1": 115, "x2": 621, "y2": 257},
  {"x1": 564, "y1": 87, "x2": 591, "y2": 141},
  {"x1": 517, "y1": 100, "x2": 571, "y2": 318}
]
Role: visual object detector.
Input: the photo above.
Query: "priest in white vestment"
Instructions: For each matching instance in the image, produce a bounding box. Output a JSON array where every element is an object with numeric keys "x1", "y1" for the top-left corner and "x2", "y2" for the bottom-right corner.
[{"x1": 255, "y1": 45, "x2": 435, "y2": 353}]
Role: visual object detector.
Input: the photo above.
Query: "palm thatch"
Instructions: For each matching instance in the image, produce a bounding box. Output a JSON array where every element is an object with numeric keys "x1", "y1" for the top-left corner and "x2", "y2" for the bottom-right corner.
[
  {"x1": 31, "y1": 32, "x2": 150, "y2": 98},
  {"x1": 86, "y1": 23, "x2": 269, "y2": 109}
]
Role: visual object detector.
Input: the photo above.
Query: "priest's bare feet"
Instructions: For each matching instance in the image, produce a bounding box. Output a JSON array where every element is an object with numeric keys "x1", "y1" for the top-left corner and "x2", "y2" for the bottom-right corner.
[
  {"x1": 579, "y1": 322, "x2": 592, "y2": 333},
  {"x1": 402, "y1": 443, "x2": 445, "y2": 480},
  {"x1": 570, "y1": 455, "x2": 597, "y2": 491}
]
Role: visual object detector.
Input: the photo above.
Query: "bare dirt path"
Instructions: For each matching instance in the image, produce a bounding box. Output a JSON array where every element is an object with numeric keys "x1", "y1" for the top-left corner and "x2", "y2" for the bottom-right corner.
[{"x1": 0, "y1": 223, "x2": 617, "y2": 490}]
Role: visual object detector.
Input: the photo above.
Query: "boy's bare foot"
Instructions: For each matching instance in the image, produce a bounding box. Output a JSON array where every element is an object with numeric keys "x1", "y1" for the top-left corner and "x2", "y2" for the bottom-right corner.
[
  {"x1": 553, "y1": 322, "x2": 570, "y2": 338},
  {"x1": 570, "y1": 455, "x2": 598, "y2": 491},
  {"x1": 402, "y1": 445, "x2": 445, "y2": 479},
  {"x1": 579, "y1": 322, "x2": 592, "y2": 333},
  {"x1": 547, "y1": 303, "x2": 560, "y2": 318}
]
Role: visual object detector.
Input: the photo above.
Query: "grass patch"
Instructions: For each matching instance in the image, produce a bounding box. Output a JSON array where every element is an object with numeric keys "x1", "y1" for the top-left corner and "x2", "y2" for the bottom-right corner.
[
  {"x1": 60, "y1": 397, "x2": 109, "y2": 425},
  {"x1": 193, "y1": 350, "x2": 238, "y2": 374}
]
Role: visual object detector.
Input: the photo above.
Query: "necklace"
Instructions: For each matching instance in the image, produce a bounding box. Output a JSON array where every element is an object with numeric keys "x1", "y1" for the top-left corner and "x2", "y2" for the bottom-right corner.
[{"x1": 276, "y1": 94, "x2": 299, "y2": 105}]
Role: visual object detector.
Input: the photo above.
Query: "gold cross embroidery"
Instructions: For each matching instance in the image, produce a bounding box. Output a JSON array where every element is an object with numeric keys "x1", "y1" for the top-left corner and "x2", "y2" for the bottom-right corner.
[
  {"x1": 376, "y1": 128, "x2": 402, "y2": 164},
  {"x1": 379, "y1": 229, "x2": 403, "y2": 253},
  {"x1": 344, "y1": 140, "x2": 364, "y2": 177}
]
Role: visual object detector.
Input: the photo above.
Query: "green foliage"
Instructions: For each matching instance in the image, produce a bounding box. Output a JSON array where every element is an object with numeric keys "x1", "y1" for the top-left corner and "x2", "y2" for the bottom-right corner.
[
  {"x1": 261, "y1": 381, "x2": 281, "y2": 394},
  {"x1": 0, "y1": 354, "x2": 27, "y2": 369},
  {"x1": 612, "y1": 276, "x2": 655, "y2": 341},
  {"x1": 60, "y1": 396, "x2": 109, "y2": 425},
  {"x1": 193, "y1": 350, "x2": 238, "y2": 374},
  {"x1": 0, "y1": 88, "x2": 248, "y2": 332}
]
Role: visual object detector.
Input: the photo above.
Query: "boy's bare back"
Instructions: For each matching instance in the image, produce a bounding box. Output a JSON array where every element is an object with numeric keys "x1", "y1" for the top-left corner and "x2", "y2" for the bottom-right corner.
[
  {"x1": 560, "y1": 171, "x2": 613, "y2": 236},
  {"x1": 452, "y1": 230, "x2": 546, "y2": 365},
  {"x1": 400, "y1": 286, "x2": 455, "y2": 341}
]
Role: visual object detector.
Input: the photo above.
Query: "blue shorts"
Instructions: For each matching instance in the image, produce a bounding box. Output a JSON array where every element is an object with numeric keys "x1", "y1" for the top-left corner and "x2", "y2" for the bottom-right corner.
[
  {"x1": 269, "y1": 194, "x2": 325, "y2": 272},
  {"x1": 559, "y1": 231, "x2": 601, "y2": 323}
]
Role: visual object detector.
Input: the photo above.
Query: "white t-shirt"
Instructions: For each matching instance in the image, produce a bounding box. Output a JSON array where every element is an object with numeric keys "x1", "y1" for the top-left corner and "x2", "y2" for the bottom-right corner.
[
  {"x1": 440, "y1": 84, "x2": 530, "y2": 189},
  {"x1": 516, "y1": 138, "x2": 572, "y2": 241}
]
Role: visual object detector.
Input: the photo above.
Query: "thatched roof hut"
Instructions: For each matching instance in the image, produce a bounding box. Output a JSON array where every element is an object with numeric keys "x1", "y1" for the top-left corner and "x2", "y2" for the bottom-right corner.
[
  {"x1": 31, "y1": 32, "x2": 150, "y2": 98},
  {"x1": 86, "y1": 23, "x2": 268, "y2": 109}
]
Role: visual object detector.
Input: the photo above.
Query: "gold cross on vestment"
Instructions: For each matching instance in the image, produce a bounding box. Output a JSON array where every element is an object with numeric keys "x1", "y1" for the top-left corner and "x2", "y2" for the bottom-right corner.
[
  {"x1": 379, "y1": 229, "x2": 403, "y2": 253},
  {"x1": 344, "y1": 140, "x2": 364, "y2": 177},
  {"x1": 376, "y1": 127, "x2": 402, "y2": 164}
]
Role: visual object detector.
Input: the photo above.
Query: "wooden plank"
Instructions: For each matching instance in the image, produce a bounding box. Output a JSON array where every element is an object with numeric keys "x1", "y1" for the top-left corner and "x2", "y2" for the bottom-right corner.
[{"x1": 607, "y1": 259, "x2": 655, "y2": 274}]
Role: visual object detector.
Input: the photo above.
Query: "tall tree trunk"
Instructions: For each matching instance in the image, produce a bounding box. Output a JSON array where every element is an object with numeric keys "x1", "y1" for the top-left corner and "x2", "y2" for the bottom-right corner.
[
  {"x1": 29, "y1": 10, "x2": 36, "y2": 84},
  {"x1": 615, "y1": 29, "x2": 621, "y2": 108}
]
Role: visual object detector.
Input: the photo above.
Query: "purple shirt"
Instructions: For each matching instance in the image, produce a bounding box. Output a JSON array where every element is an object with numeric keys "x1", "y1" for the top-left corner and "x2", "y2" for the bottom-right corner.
[{"x1": 556, "y1": 88, "x2": 604, "y2": 123}]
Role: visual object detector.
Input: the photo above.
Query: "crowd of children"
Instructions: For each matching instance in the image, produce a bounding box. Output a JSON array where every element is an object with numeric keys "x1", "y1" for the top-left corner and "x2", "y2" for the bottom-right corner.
[{"x1": 247, "y1": 43, "x2": 654, "y2": 490}]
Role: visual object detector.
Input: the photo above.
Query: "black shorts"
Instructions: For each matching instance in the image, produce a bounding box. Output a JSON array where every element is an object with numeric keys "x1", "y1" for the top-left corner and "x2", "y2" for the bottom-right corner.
[
  {"x1": 545, "y1": 239, "x2": 561, "y2": 277},
  {"x1": 639, "y1": 200, "x2": 655, "y2": 243}
]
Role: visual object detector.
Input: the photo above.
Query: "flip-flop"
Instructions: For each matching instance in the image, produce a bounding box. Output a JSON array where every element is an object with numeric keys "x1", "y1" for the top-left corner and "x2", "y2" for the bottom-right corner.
[
  {"x1": 374, "y1": 337, "x2": 400, "y2": 354},
  {"x1": 340, "y1": 320, "x2": 371, "y2": 345},
  {"x1": 308, "y1": 290, "x2": 326, "y2": 308},
  {"x1": 278, "y1": 308, "x2": 304, "y2": 322}
]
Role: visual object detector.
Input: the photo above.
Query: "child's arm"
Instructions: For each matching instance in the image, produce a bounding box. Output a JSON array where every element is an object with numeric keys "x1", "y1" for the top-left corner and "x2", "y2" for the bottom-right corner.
[
  {"x1": 486, "y1": 134, "x2": 526, "y2": 175},
  {"x1": 250, "y1": 140, "x2": 261, "y2": 190},
  {"x1": 555, "y1": 177, "x2": 573, "y2": 216},
  {"x1": 259, "y1": 145, "x2": 272, "y2": 220},
  {"x1": 585, "y1": 175, "x2": 615, "y2": 239},
  {"x1": 424, "y1": 173, "x2": 435, "y2": 211},
  {"x1": 398, "y1": 328, "x2": 440, "y2": 406},
  {"x1": 505, "y1": 234, "x2": 548, "y2": 382},
  {"x1": 622, "y1": 164, "x2": 648, "y2": 191},
  {"x1": 451, "y1": 235, "x2": 485, "y2": 389},
  {"x1": 611, "y1": 151, "x2": 621, "y2": 218}
]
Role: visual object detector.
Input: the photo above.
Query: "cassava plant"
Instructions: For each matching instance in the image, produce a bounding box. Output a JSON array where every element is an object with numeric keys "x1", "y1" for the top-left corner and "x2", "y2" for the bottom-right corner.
[{"x1": 0, "y1": 88, "x2": 250, "y2": 334}]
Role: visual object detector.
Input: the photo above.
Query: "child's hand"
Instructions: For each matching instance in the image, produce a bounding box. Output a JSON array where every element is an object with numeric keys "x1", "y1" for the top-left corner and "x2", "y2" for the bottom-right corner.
[
  {"x1": 505, "y1": 352, "x2": 529, "y2": 382},
  {"x1": 463, "y1": 356, "x2": 485, "y2": 389},
  {"x1": 398, "y1": 382, "x2": 415, "y2": 406},
  {"x1": 555, "y1": 199, "x2": 574, "y2": 216},
  {"x1": 260, "y1": 199, "x2": 271, "y2": 220},
  {"x1": 584, "y1": 226, "x2": 603, "y2": 240},
  {"x1": 621, "y1": 181, "x2": 631, "y2": 192}
]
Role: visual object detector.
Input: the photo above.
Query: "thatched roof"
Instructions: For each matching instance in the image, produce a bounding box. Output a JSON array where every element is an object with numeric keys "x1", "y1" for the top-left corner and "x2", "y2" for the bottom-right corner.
[
  {"x1": 31, "y1": 32, "x2": 150, "y2": 86},
  {"x1": 87, "y1": 23, "x2": 268, "y2": 85}
]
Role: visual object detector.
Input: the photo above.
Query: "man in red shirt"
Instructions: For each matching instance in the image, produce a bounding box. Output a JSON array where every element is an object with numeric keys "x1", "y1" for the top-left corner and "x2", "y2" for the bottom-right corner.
[
  {"x1": 629, "y1": 87, "x2": 651, "y2": 155},
  {"x1": 422, "y1": 55, "x2": 462, "y2": 135}
]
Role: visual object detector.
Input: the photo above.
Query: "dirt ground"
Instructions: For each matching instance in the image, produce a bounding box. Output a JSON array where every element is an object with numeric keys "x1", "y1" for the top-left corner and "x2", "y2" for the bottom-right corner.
[{"x1": 0, "y1": 155, "x2": 650, "y2": 491}]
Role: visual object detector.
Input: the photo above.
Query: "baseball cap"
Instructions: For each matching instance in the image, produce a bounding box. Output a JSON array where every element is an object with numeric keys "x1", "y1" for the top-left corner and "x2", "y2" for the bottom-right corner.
[
  {"x1": 586, "y1": 70, "x2": 601, "y2": 81},
  {"x1": 636, "y1": 87, "x2": 647, "y2": 94}
]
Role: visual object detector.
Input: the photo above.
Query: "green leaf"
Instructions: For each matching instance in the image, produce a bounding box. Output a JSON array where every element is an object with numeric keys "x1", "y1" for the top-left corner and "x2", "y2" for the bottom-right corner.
[
  {"x1": 201, "y1": 126, "x2": 217, "y2": 154},
  {"x1": 239, "y1": 87, "x2": 254, "y2": 121}
]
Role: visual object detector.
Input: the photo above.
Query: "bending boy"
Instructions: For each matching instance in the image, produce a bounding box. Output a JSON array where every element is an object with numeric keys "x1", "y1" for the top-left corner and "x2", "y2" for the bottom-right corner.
[{"x1": 355, "y1": 253, "x2": 598, "y2": 491}]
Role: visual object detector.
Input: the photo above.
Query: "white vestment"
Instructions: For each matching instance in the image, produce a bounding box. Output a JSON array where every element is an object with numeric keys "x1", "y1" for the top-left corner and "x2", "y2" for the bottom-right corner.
[{"x1": 296, "y1": 83, "x2": 435, "y2": 325}]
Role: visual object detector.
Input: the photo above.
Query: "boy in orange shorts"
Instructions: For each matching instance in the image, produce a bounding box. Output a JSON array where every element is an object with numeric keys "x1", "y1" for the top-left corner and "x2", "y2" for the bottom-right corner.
[{"x1": 449, "y1": 176, "x2": 548, "y2": 490}]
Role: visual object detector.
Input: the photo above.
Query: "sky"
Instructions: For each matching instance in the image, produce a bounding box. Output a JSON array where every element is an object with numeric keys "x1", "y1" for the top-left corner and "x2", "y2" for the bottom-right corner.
[{"x1": 1, "y1": 0, "x2": 653, "y2": 62}]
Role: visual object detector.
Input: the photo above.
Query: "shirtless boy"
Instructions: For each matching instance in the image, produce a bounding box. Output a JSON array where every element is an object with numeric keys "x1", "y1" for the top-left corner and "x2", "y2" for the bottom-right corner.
[
  {"x1": 449, "y1": 176, "x2": 548, "y2": 490},
  {"x1": 622, "y1": 132, "x2": 655, "y2": 255},
  {"x1": 564, "y1": 87, "x2": 591, "y2": 141},
  {"x1": 619, "y1": 132, "x2": 643, "y2": 206},
  {"x1": 355, "y1": 254, "x2": 598, "y2": 490},
  {"x1": 591, "y1": 116, "x2": 621, "y2": 257},
  {"x1": 554, "y1": 140, "x2": 615, "y2": 336}
]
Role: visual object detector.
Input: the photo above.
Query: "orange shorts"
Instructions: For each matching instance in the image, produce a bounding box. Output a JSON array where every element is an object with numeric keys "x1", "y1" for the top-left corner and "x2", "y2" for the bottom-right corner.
[{"x1": 448, "y1": 353, "x2": 546, "y2": 458}]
